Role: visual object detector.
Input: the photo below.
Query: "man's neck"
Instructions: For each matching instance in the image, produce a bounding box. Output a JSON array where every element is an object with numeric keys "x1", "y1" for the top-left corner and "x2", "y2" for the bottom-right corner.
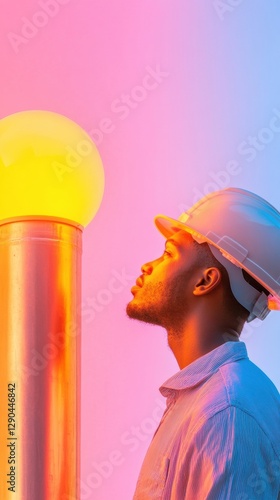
[{"x1": 167, "y1": 321, "x2": 240, "y2": 369}]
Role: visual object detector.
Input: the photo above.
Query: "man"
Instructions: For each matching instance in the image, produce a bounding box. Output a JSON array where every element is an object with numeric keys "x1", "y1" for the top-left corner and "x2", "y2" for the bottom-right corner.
[{"x1": 126, "y1": 188, "x2": 280, "y2": 499}]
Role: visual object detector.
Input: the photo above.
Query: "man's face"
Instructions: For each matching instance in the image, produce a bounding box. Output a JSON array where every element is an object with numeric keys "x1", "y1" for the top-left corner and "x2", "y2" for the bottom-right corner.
[{"x1": 126, "y1": 230, "x2": 204, "y2": 329}]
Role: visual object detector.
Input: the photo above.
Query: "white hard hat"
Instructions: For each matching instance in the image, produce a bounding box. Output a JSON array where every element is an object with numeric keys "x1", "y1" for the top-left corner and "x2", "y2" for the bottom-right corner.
[{"x1": 154, "y1": 187, "x2": 280, "y2": 323}]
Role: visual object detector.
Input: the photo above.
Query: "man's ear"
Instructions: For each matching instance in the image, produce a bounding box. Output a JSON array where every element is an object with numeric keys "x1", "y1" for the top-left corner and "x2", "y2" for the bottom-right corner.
[{"x1": 193, "y1": 267, "x2": 222, "y2": 296}]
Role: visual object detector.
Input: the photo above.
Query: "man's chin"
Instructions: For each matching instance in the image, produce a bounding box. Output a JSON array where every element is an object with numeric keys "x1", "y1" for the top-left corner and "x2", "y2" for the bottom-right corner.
[
  {"x1": 126, "y1": 301, "x2": 142, "y2": 320},
  {"x1": 126, "y1": 301, "x2": 162, "y2": 326}
]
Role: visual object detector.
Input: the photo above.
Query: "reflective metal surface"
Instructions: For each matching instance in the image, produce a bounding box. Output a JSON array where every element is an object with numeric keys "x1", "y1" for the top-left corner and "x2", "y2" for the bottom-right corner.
[{"x1": 0, "y1": 218, "x2": 82, "y2": 499}]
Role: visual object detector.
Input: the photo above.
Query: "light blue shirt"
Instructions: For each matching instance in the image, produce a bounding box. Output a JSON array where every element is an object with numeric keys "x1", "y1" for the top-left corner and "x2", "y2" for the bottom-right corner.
[{"x1": 133, "y1": 341, "x2": 280, "y2": 499}]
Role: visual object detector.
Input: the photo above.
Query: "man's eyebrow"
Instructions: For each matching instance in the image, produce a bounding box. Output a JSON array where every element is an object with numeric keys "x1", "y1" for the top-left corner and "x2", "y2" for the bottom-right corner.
[{"x1": 165, "y1": 238, "x2": 180, "y2": 248}]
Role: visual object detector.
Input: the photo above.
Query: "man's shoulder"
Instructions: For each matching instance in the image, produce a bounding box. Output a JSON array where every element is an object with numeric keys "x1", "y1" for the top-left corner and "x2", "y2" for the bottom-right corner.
[
  {"x1": 218, "y1": 355, "x2": 280, "y2": 410},
  {"x1": 195, "y1": 354, "x2": 280, "y2": 410},
  {"x1": 183, "y1": 356, "x2": 279, "y2": 427},
  {"x1": 191, "y1": 357, "x2": 280, "y2": 455}
]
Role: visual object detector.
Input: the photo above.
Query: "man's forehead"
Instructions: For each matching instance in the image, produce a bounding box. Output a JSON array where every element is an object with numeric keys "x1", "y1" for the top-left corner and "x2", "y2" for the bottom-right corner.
[{"x1": 165, "y1": 229, "x2": 194, "y2": 247}]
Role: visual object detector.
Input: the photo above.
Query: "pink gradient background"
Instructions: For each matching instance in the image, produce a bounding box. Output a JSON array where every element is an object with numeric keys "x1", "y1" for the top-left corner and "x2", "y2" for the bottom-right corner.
[{"x1": 1, "y1": 1, "x2": 280, "y2": 498}]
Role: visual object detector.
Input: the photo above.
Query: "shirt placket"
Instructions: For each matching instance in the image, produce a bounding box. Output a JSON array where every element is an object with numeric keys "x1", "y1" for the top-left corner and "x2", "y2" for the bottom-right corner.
[{"x1": 152, "y1": 390, "x2": 178, "y2": 439}]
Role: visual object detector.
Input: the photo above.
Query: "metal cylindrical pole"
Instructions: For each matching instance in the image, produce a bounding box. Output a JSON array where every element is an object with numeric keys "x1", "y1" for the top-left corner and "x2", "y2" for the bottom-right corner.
[{"x1": 0, "y1": 217, "x2": 82, "y2": 499}]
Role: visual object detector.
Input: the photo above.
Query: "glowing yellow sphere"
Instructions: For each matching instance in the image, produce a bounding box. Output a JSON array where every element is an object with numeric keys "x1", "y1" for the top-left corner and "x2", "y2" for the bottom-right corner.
[{"x1": 0, "y1": 110, "x2": 105, "y2": 228}]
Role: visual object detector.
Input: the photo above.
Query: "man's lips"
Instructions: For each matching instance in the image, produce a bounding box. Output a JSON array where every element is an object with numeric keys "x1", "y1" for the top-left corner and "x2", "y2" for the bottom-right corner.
[
  {"x1": 136, "y1": 277, "x2": 143, "y2": 287},
  {"x1": 130, "y1": 276, "x2": 144, "y2": 294}
]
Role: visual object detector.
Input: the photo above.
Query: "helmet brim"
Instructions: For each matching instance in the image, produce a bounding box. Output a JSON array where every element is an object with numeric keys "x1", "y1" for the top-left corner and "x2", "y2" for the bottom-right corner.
[{"x1": 155, "y1": 214, "x2": 211, "y2": 245}]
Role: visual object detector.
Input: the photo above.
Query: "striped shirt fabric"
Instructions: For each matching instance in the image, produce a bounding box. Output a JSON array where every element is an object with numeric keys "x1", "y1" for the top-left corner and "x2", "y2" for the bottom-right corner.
[{"x1": 133, "y1": 341, "x2": 280, "y2": 499}]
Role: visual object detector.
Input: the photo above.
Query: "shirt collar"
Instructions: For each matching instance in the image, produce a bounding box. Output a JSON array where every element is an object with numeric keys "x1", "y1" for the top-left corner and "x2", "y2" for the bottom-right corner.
[{"x1": 160, "y1": 341, "x2": 248, "y2": 396}]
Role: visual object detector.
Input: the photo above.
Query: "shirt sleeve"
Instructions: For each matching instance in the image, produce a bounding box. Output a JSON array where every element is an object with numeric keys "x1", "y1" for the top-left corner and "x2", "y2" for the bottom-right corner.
[{"x1": 170, "y1": 406, "x2": 280, "y2": 500}]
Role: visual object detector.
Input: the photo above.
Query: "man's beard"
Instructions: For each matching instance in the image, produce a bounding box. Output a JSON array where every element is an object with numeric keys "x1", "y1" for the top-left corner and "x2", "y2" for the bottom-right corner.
[{"x1": 126, "y1": 274, "x2": 191, "y2": 329}]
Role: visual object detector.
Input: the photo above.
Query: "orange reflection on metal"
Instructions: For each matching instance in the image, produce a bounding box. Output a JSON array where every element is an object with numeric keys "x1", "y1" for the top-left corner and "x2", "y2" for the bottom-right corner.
[{"x1": 0, "y1": 219, "x2": 82, "y2": 499}]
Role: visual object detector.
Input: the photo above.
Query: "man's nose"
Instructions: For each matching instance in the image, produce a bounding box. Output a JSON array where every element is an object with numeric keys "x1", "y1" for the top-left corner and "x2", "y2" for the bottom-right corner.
[{"x1": 141, "y1": 261, "x2": 153, "y2": 275}]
